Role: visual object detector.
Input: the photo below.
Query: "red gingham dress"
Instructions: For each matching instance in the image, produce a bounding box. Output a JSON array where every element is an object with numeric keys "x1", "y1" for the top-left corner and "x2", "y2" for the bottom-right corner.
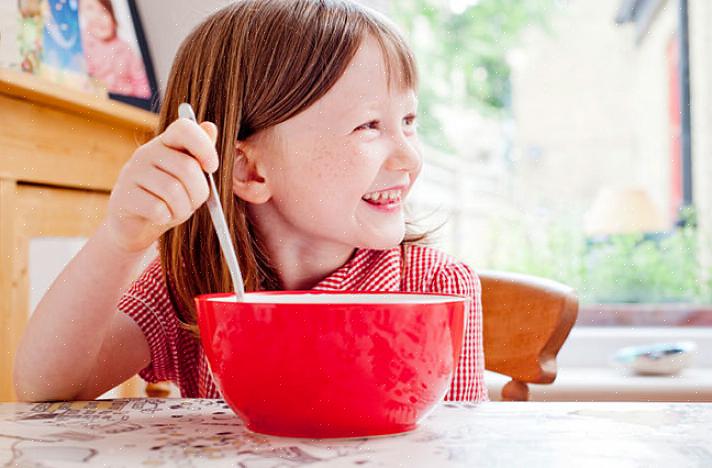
[{"x1": 118, "y1": 244, "x2": 488, "y2": 402}]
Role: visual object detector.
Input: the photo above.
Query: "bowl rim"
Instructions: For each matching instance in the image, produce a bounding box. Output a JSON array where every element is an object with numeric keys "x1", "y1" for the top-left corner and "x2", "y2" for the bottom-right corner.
[{"x1": 195, "y1": 290, "x2": 471, "y2": 305}]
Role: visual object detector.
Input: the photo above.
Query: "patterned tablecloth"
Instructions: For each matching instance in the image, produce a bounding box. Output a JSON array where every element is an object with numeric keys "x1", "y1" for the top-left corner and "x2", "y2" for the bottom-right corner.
[{"x1": 1, "y1": 398, "x2": 711, "y2": 467}]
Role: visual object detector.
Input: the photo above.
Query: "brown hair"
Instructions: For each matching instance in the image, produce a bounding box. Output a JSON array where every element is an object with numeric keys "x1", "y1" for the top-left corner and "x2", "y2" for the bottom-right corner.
[{"x1": 158, "y1": 0, "x2": 424, "y2": 336}]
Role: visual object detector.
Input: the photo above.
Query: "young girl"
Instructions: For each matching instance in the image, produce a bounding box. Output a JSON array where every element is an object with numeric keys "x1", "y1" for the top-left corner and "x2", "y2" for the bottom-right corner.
[{"x1": 15, "y1": 0, "x2": 488, "y2": 403}]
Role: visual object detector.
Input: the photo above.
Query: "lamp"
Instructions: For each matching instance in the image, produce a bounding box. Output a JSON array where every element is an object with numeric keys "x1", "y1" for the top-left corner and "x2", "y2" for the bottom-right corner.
[{"x1": 584, "y1": 187, "x2": 665, "y2": 236}]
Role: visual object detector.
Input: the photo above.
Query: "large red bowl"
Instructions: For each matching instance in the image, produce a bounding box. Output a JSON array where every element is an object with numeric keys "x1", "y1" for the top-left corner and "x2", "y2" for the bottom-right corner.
[{"x1": 196, "y1": 291, "x2": 467, "y2": 438}]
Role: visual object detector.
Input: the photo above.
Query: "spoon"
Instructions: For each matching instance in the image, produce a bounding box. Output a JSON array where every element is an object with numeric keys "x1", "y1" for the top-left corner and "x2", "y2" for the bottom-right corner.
[{"x1": 178, "y1": 103, "x2": 245, "y2": 300}]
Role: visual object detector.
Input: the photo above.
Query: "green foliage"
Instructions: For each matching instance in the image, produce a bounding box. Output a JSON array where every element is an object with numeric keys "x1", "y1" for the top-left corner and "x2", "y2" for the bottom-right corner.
[
  {"x1": 488, "y1": 215, "x2": 587, "y2": 292},
  {"x1": 584, "y1": 229, "x2": 708, "y2": 303},
  {"x1": 489, "y1": 213, "x2": 712, "y2": 304},
  {"x1": 390, "y1": 0, "x2": 557, "y2": 151}
]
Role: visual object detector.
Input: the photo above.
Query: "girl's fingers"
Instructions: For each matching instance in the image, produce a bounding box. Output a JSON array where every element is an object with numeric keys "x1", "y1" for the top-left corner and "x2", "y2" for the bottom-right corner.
[
  {"x1": 159, "y1": 118, "x2": 219, "y2": 173},
  {"x1": 133, "y1": 166, "x2": 194, "y2": 222},
  {"x1": 200, "y1": 121, "x2": 218, "y2": 144},
  {"x1": 151, "y1": 147, "x2": 210, "y2": 210},
  {"x1": 125, "y1": 184, "x2": 173, "y2": 225}
]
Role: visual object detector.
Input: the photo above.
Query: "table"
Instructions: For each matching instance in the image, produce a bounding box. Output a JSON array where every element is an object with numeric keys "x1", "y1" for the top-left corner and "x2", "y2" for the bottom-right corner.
[{"x1": 1, "y1": 399, "x2": 710, "y2": 467}]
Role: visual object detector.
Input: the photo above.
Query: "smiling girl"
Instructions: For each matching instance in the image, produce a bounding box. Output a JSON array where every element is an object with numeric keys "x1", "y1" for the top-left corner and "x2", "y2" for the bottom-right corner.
[{"x1": 14, "y1": 0, "x2": 487, "y2": 403}]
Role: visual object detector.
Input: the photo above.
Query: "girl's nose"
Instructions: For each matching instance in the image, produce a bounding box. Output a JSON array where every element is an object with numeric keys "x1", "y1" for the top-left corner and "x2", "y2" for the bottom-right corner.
[{"x1": 385, "y1": 134, "x2": 422, "y2": 173}]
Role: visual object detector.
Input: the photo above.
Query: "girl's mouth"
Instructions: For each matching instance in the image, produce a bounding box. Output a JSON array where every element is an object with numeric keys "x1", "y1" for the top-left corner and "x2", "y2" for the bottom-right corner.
[{"x1": 361, "y1": 188, "x2": 403, "y2": 212}]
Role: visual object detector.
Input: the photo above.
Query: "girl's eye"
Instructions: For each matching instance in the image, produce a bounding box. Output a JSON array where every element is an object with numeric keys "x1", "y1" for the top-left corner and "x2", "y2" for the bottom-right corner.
[
  {"x1": 355, "y1": 120, "x2": 380, "y2": 132},
  {"x1": 354, "y1": 115, "x2": 417, "y2": 133},
  {"x1": 403, "y1": 114, "x2": 417, "y2": 130}
]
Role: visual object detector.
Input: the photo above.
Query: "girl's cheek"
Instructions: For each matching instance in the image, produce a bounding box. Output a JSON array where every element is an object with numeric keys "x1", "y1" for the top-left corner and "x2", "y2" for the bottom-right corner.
[
  {"x1": 311, "y1": 142, "x2": 357, "y2": 176},
  {"x1": 348, "y1": 137, "x2": 381, "y2": 161}
]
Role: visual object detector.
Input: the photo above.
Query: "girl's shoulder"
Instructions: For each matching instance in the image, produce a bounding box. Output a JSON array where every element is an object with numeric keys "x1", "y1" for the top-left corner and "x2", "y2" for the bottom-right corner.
[
  {"x1": 319, "y1": 245, "x2": 475, "y2": 293},
  {"x1": 399, "y1": 244, "x2": 479, "y2": 295}
]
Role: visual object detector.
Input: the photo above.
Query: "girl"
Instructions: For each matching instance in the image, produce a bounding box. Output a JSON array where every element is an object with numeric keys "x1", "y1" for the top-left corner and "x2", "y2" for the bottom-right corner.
[{"x1": 14, "y1": 0, "x2": 488, "y2": 403}]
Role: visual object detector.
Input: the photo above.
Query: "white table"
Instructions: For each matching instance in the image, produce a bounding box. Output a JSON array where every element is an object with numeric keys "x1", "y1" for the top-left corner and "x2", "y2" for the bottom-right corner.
[{"x1": 1, "y1": 399, "x2": 710, "y2": 467}]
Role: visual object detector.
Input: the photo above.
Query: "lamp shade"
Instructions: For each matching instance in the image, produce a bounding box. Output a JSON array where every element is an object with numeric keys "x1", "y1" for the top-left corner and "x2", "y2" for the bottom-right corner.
[{"x1": 584, "y1": 187, "x2": 665, "y2": 235}]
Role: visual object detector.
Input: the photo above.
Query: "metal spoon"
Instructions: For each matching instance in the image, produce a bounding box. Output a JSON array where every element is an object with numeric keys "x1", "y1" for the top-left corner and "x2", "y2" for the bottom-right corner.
[{"x1": 178, "y1": 103, "x2": 245, "y2": 300}]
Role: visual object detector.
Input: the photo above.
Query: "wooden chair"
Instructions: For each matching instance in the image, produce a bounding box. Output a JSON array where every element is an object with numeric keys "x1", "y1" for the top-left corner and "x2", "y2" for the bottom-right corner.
[
  {"x1": 480, "y1": 271, "x2": 578, "y2": 401},
  {"x1": 145, "y1": 382, "x2": 173, "y2": 398}
]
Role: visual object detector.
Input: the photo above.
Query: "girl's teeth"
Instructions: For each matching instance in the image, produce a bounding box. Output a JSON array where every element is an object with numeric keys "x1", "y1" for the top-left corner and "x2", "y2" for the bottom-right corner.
[{"x1": 363, "y1": 190, "x2": 401, "y2": 203}]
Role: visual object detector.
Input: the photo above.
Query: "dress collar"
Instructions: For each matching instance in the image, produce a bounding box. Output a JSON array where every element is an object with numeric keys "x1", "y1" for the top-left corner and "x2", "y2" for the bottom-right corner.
[{"x1": 312, "y1": 247, "x2": 402, "y2": 292}]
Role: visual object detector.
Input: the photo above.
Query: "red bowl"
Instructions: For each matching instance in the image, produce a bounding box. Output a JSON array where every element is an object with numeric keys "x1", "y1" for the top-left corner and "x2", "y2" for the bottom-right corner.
[{"x1": 196, "y1": 291, "x2": 467, "y2": 438}]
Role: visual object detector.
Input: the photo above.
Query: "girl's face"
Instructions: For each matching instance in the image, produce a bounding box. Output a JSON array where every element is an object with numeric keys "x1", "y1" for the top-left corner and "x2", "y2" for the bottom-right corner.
[
  {"x1": 80, "y1": 0, "x2": 115, "y2": 40},
  {"x1": 240, "y1": 36, "x2": 422, "y2": 252}
]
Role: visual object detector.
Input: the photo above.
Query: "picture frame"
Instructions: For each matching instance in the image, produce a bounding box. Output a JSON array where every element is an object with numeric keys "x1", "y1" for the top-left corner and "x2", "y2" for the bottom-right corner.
[{"x1": 78, "y1": 0, "x2": 160, "y2": 111}]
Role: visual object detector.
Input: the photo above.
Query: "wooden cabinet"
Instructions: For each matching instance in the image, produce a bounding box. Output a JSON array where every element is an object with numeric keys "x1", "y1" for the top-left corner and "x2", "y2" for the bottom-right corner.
[{"x1": 0, "y1": 69, "x2": 158, "y2": 401}]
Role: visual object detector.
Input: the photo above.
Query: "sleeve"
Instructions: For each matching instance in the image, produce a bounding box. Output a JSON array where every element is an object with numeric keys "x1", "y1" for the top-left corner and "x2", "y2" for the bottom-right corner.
[
  {"x1": 430, "y1": 262, "x2": 489, "y2": 402},
  {"x1": 117, "y1": 258, "x2": 181, "y2": 384}
]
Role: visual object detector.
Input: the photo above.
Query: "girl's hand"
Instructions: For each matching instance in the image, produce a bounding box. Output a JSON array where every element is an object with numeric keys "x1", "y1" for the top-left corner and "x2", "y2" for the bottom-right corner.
[{"x1": 105, "y1": 118, "x2": 220, "y2": 253}]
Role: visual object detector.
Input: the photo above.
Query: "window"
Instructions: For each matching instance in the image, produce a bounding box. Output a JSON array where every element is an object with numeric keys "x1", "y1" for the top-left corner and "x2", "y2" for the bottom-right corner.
[{"x1": 390, "y1": 0, "x2": 712, "y2": 326}]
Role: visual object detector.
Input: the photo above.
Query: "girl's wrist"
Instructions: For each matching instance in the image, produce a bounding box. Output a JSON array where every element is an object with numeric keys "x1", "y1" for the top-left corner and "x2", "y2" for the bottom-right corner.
[{"x1": 94, "y1": 222, "x2": 155, "y2": 259}]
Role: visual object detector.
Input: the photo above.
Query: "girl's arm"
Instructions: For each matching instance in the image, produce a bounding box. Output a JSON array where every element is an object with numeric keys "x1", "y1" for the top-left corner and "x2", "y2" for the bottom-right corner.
[
  {"x1": 13, "y1": 118, "x2": 219, "y2": 402},
  {"x1": 13, "y1": 225, "x2": 152, "y2": 401}
]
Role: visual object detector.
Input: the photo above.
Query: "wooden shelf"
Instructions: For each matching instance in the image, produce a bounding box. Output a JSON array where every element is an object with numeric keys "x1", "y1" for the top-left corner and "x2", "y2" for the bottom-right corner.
[
  {"x1": 0, "y1": 68, "x2": 156, "y2": 130},
  {"x1": 0, "y1": 68, "x2": 158, "y2": 192},
  {"x1": 0, "y1": 68, "x2": 159, "y2": 401}
]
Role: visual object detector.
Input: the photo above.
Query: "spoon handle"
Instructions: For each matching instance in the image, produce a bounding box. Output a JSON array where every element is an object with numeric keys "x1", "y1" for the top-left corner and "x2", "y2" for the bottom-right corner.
[{"x1": 178, "y1": 103, "x2": 245, "y2": 300}]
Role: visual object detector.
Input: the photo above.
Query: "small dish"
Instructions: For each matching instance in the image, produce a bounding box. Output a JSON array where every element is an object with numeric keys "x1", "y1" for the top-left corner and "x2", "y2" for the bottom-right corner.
[{"x1": 611, "y1": 341, "x2": 697, "y2": 376}]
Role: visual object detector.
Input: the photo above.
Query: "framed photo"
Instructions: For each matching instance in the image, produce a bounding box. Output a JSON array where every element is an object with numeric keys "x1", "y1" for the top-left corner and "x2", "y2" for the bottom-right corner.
[
  {"x1": 40, "y1": 0, "x2": 88, "y2": 90},
  {"x1": 78, "y1": 0, "x2": 160, "y2": 111}
]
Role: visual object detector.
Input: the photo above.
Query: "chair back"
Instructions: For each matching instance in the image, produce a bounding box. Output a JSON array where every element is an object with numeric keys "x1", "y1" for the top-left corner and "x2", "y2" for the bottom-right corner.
[{"x1": 480, "y1": 271, "x2": 578, "y2": 401}]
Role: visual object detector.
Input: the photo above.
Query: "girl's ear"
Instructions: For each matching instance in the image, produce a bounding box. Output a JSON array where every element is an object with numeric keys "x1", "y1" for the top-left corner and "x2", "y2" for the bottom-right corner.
[{"x1": 232, "y1": 143, "x2": 271, "y2": 204}]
